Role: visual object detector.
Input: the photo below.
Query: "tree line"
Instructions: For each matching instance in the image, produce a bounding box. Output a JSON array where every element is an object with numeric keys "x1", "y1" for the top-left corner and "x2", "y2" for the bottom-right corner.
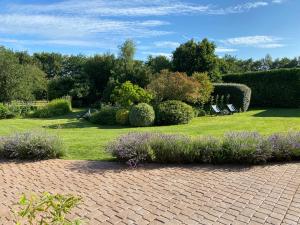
[{"x1": 1, "y1": 39, "x2": 299, "y2": 105}]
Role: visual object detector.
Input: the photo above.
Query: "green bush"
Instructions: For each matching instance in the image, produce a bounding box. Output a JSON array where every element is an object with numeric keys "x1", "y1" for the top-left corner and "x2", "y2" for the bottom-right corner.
[
  {"x1": 213, "y1": 83, "x2": 251, "y2": 111},
  {"x1": 0, "y1": 131, "x2": 65, "y2": 160},
  {"x1": 156, "y1": 100, "x2": 194, "y2": 125},
  {"x1": 90, "y1": 105, "x2": 118, "y2": 125},
  {"x1": 0, "y1": 103, "x2": 10, "y2": 119},
  {"x1": 223, "y1": 68, "x2": 300, "y2": 108},
  {"x1": 32, "y1": 98, "x2": 72, "y2": 118},
  {"x1": 116, "y1": 109, "x2": 129, "y2": 125},
  {"x1": 129, "y1": 103, "x2": 155, "y2": 127}
]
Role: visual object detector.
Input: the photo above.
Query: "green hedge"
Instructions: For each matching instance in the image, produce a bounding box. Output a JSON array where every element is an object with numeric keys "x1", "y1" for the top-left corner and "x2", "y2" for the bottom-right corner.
[
  {"x1": 213, "y1": 83, "x2": 251, "y2": 111},
  {"x1": 129, "y1": 103, "x2": 155, "y2": 127},
  {"x1": 223, "y1": 68, "x2": 300, "y2": 108}
]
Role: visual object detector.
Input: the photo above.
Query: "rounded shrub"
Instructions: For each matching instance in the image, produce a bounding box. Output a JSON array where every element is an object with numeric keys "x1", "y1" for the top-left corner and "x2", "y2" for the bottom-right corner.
[
  {"x1": 156, "y1": 100, "x2": 194, "y2": 125},
  {"x1": 129, "y1": 103, "x2": 155, "y2": 127},
  {"x1": 116, "y1": 109, "x2": 129, "y2": 125},
  {"x1": 90, "y1": 106, "x2": 118, "y2": 125}
]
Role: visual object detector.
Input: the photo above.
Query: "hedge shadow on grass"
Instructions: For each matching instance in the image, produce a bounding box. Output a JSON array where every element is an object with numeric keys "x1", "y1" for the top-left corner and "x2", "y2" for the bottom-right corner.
[
  {"x1": 44, "y1": 120, "x2": 132, "y2": 130},
  {"x1": 253, "y1": 108, "x2": 300, "y2": 118}
]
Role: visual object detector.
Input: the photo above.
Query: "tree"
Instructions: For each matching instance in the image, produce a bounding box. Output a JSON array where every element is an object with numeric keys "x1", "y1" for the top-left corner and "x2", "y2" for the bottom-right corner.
[
  {"x1": 33, "y1": 52, "x2": 64, "y2": 78},
  {"x1": 111, "y1": 81, "x2": 153, "y2": 108},
  {"x1": 84, "y1": 54, "x2": 116, "y2": 102},
  {"x1": 192, "y1": 72, "x2": 214, "y2": 104},
  {"x1": 146, "y1": 55, "x2": 172, "y2": 73},
  {"x1": 0, "y1": 47, "x2": 47, "y2": 102},
  {"x1": 119, "y1": 39, "x2": 136, "y2": 62},
  {"x1": 147, "y1": 70, "x2": 200, "y2": 103},
  {"x1": 173, "y1": 38, "x2": 221, "y2": 81}
]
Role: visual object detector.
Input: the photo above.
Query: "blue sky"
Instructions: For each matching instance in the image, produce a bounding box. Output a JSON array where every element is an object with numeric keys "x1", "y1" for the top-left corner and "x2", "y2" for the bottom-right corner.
[{"x1": 0, "y1": 0, "x2": 299, "y2": 60}]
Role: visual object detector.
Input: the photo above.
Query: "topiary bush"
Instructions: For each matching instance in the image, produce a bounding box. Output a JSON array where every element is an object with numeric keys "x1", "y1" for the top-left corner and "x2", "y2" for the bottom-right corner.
[
  {"x1": 212, "y1": 83, "x2": 251, "y2": 111},
  {"x1": 115, "y1": 109, "x2": 129, "y2": 125},
  {"x1": 90, "y1": 105, "x2": 118, "y2": 125},
  {"x1": 129, "y1": 103, "x2": 155, "y2": 127},
  {"x1": 156, "y1": 100, "x2": 194, "y2": 125},
  {"x1": 0, "y1": 131, "x2": 65, "y2": 160},
  {"x1": 223, "y1": 68, "x2": 300, "y2": 108},
  {"x1": 32, "y1": 98, "x2": 72, "y2": 118}
]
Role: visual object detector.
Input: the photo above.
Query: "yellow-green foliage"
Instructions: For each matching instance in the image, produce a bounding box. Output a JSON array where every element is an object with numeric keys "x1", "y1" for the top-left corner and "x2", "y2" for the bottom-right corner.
[{"x1": 116, "y1": 109, "x2": 129, "y2": 125}]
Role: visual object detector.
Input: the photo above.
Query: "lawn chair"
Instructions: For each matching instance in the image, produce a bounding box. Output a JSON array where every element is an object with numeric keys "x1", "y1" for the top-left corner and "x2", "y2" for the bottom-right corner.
[
  {"x1": 227, "y1": 104, "x2": 237, "y2": 114},
  {"x1": 211, "y1": 105, "x2": 222, "y2": 115}
]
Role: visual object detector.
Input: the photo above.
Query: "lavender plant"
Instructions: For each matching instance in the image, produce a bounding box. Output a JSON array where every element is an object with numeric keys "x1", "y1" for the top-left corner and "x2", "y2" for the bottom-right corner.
[
  {"x1": 0, "y1": 131, "x2": 65, "y2": 160},
  {"x1": 106, "y1": 132, "x2": 155, "y2": 167}
]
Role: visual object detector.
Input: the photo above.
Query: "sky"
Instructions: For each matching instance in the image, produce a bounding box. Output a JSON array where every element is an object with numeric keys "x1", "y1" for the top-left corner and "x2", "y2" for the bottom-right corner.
[{"x1": 0, "y1": 0, "x2": 299, "y2": 60}]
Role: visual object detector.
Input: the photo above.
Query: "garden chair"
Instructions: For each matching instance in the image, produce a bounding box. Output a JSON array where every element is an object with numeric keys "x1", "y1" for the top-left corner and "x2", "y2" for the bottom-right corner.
[
  {"x1": 227, "y1": 104, "x2": 237, "y2": 114},
  {"x1": 211, "y1": 105, "x2": 222, "y2": 115}
]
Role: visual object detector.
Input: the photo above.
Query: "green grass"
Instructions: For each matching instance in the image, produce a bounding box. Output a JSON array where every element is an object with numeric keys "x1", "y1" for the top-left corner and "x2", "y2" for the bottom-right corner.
[{"x1": 0, "y1": 108, "x2": 299, "y2": 161}]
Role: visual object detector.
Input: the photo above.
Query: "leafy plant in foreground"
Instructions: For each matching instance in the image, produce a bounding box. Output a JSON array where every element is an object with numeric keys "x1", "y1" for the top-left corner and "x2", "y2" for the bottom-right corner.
[{"x1": 15, "y1": 192, "x2": 82, "y2": 225}]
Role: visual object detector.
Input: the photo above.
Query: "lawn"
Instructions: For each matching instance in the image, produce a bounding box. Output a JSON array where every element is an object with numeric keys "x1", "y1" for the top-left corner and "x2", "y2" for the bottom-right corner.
[{"x1": 0, "y1": 108, "x2": 299, "y2": 161}]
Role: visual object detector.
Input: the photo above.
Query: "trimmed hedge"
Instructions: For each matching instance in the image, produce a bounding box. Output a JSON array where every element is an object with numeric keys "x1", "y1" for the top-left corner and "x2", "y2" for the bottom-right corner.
[
  {"x1": 223, "y1": 68, "x2": 300, "y2": 108},
  {"x1": 129, "y1": 103, "x2": 155, "y2": 127},
  {"x1": 156, "y1": 100, "x2": 194, "y2": 125},
  {"x1": 213, "y1": 83, "x2": 251, "y2": 111},
  {"x1": 116, "y1": 109, "x2": 129, "y2": 125}
]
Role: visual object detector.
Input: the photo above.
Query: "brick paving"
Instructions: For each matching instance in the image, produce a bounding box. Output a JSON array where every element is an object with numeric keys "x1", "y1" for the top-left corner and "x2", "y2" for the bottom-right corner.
[{"x1": 1, "y1": 160, "x2": 300, "y2": 225}]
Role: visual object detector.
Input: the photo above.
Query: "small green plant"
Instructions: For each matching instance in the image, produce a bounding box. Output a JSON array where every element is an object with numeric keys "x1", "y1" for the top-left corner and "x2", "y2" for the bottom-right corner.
[
  {"x1": 15, "y1": 192, "x2": 82, "y2": 225},
  {"x1": 0, "y1": 103, "x2": 10, "y2": 119}
]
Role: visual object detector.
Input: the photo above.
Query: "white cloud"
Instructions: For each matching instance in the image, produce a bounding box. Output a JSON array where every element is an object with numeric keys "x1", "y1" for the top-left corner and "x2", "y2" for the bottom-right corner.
[
  {"x1": 154, "y1": 41, "x2": 180, "y2": 49},
  {"x1": 215, "y1": 47, "x2": 238, "y2": 53},
  {"x1": 272, "y1": 0, "x2": 284, "y2": 4},
  {"x1": 222, "y1": 35, "x2": 284, "y2": 48}
]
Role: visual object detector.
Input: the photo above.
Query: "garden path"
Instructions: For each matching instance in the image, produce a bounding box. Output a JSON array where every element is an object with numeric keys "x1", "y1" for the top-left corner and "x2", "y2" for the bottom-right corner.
[{"x1": 1, "y1": 160, "x2": 300, "y2": 224}]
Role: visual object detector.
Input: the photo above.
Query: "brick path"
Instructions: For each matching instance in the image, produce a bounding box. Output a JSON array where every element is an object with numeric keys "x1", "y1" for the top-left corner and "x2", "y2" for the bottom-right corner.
[{"x1": 1, "y1": 160, "x2": 300, "y2": 225}]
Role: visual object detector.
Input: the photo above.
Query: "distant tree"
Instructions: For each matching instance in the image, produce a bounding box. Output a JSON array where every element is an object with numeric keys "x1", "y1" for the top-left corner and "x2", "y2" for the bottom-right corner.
[
  {"x1": 33, "y1": 52, "x2": 64, "y2": 78},
  {"x1": 0, "y1": 47, "x2": 47, "y2": 102},
  {"x1": 173, "y1": 38, "x2": 221, "y2": 81},
  {"x1": 84, "y1": 54, "x2": 116, "y2": 102},
  {"x1": 146, "y1": 55, "x2": 172, "y2": 73}
]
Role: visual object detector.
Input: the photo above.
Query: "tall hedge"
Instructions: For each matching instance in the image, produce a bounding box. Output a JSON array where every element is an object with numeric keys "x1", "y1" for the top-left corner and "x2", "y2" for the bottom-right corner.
[
  {"x1": 223, "y1": 69, "x2": 300, "y2": 108},
  {"x1": 213, "y1": 83, "x2": 251, "y2": 111}
]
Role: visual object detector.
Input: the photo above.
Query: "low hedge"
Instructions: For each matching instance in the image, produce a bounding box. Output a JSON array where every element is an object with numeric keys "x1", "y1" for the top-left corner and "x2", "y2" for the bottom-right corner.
[
  {"x1": 107, "y1": 131, "x2": 300, "y2": 166},
  {"x1": 32, "y1": 98, "x2": 72, "y2": 118},
  {"x1": 223, "y1": 68, "x2": 300, "y2": 108},
  {"x1": 212, "y1": 83, "x2": 251, "y2": 111},
  {"x1": 0, "y1": 131, "x2": 65, "y2": 160},
  {"x1": 156, "y1": 100, "x2": 194, "y2": 125}
]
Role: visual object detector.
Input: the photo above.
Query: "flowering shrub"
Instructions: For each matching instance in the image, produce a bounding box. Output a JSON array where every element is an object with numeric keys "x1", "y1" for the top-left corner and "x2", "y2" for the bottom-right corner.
[
  {"x1": 0, "y1": 131, "x2": 65, "y2": 160},
  {"x1": 106, "y1": 132, "x2": 155, "y2": 167},
  {"x1": 107, "y1": 131, "x2": 300, "y2": 166}
]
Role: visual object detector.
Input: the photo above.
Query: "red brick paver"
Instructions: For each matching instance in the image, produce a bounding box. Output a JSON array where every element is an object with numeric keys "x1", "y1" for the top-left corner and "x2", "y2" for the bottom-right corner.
[{"x1": 1, "y1": 160, "x2": 300, "y2": 224}]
